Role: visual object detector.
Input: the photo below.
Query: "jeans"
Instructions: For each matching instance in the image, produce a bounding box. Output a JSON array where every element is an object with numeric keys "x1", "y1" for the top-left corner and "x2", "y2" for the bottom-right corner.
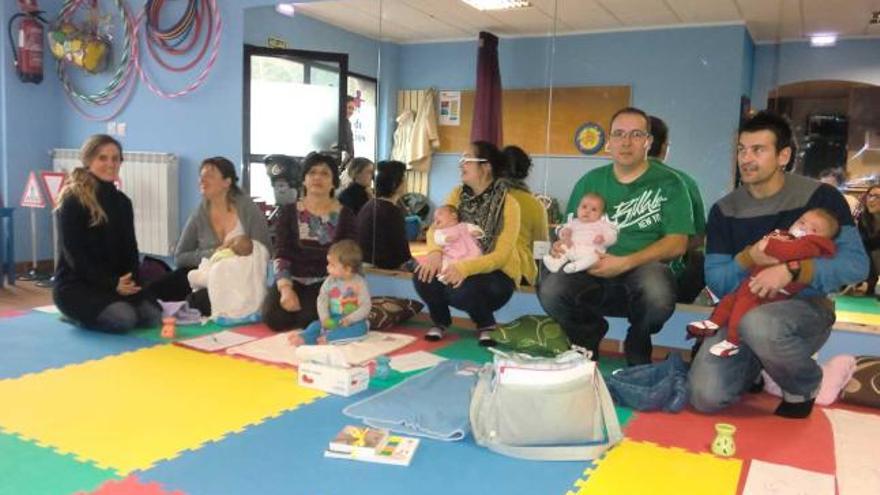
[
  {"x1": 94, "y1": 299, "x2": 162, "y2": 333},
  {"x1": 413, "y1": 271, "x2": 515, "y2": 329},
  {"x1": 689, "y1": 298, "x2": 834, "y2": 412},
  {"x1": 537, "y1": 262, "x2": 677, "y2": 365}
]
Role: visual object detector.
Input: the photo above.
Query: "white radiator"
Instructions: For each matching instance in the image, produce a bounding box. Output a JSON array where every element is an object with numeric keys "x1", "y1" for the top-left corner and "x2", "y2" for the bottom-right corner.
[{"x1": 51, "y1": 148, "x2": 179, "y2": 256}]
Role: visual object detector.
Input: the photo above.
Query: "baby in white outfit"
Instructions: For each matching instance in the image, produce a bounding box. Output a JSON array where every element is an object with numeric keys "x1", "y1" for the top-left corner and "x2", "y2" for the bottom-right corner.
[
  {"x1": 188, "y1": 220, "x2": 254, "y2": 290},
  {"x1": 543, "y1": 192, "x2": 617, "y2": 273}
]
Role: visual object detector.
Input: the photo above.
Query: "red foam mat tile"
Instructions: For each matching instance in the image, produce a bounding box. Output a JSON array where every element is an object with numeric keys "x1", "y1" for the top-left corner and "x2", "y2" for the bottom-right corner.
[
  {"x1": 623, "y1": 393, "x2": 836, "y2": 474},
  {"x1": 82, "y1": 476, "x2": 186, "y2": 495}
]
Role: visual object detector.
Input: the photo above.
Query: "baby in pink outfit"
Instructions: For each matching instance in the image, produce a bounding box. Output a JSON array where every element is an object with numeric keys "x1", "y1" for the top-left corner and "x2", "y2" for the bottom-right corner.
[
  {"x1": 432, "y1": 205, "x2": 484, "y2": 284},
  {"x1": 543, "y1": 192, "x2": 617, "y2": 273}
]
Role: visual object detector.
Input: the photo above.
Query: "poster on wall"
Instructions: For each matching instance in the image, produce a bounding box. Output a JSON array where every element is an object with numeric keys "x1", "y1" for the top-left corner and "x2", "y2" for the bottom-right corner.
[{"x1": 439, "y1": 91, "x2": 461, "y2": 126}]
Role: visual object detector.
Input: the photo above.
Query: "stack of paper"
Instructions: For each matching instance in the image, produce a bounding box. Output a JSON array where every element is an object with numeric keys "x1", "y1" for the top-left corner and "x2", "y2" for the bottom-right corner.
[{"x1": 178, "y1": 331, "x2": 258, "y2": 352}]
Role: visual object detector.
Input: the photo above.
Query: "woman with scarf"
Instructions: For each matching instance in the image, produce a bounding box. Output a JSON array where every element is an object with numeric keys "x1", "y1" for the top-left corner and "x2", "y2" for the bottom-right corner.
[
  {"x1": 502, "y1": 145, "x2": 549, "y2": 286},
  {"x1": 857, "y1": 185, "x2": 880, "y2": 297},
  {"x1": 413, "y1": 141, "x2": 521, "y2": 346}
]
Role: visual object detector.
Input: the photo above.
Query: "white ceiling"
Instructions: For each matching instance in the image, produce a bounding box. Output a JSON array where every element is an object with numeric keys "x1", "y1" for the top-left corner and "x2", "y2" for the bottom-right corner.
[{"x1": 293, "y1": 0, "x2": 880, "y2": 43}]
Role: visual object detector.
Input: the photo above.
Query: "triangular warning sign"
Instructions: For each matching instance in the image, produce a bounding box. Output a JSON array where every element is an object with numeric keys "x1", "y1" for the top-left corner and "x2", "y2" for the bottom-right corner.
[
  {"x1": 20, "y1": 171, "x2": 46, "y2": 208},
  {"x1": 40, "y1": 171, "x2": 67, "y2": 208}
]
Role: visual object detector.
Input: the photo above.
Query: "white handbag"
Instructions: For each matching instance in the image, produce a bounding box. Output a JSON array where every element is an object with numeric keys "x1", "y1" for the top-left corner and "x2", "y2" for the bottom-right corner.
[{"x1": 469, "y1": 349, "x2": 622, "y2": 461}]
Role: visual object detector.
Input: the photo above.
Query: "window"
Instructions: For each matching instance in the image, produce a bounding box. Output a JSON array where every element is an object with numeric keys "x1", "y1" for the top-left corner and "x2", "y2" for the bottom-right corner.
[
  {"x1": 347, "y1": 73, "x2": 377, "y2": 162},
  {"x1": 243, "y1": 45, "x2": 348, "y2": 204}
]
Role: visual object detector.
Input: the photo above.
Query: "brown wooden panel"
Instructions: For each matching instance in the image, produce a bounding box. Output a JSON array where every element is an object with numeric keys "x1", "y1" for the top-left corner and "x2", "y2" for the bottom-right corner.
[
  {"x1": 438, "y1": 91, "x2": 476, "y2": 154},
  {"x1": 436, "y1": 86, "x2": 630, "y2": 156}
]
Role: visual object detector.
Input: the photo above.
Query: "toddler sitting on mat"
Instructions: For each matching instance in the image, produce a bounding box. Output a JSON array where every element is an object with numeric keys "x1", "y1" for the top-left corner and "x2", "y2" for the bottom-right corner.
[{"x1": 289, "y1": 240, "x2": 371, "y2": 346}]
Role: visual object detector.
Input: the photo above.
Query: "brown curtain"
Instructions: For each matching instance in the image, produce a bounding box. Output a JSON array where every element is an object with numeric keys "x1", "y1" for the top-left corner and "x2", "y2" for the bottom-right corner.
[{"x1": 471, "y1": 31, "x2": 503, "y2": 146}]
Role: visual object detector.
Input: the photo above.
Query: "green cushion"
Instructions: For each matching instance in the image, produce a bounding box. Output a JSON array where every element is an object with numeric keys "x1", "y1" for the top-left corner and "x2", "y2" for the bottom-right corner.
[{"x1": 491, "y1": 315, "x2": 571, "y2": 356}]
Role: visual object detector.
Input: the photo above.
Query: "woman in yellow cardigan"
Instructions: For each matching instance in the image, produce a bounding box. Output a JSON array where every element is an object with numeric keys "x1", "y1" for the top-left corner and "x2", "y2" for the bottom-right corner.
[
  {"x1": 413, "y1": 141, "x2": 521, "y2": 346},
  {"x1": 501, "y1": 145, "x2": 549, "y2": 286}
]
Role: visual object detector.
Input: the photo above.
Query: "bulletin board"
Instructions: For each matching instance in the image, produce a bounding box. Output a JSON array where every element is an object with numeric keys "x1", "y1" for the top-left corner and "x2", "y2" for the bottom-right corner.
[{"x1": 437, "y1": 86, "x2": 631, "y2": 156}]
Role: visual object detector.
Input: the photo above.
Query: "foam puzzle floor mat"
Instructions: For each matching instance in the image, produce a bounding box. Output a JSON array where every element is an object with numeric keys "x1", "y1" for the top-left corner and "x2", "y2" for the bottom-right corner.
[
  {"x1": 139, "y1": 393, "x2": 590, "y2": 495},
  {"x1": 832, "y1": 294, "x2": 880, "y2": 326},
  {"x1": 0, "y1": 345, "x2": 325, "y2": 475},
  {"x1": 0, "y1": 312, "x2": 155, "y2": 379},
  {"x1": 0, "y1": 431, "x2": 119, "y2": 495},
  {"x1": 2, "y1": 309, "x2": 879, "y2": 494},
  {"x1": 84, "y1": 476, "x2": 187, "y2": 495},
  {"x1": 569, "y1": 439, "x2": 743, "y2": 495},
  {"x1": 623, "y1": 392, "x2": 836, "y2": 474}
]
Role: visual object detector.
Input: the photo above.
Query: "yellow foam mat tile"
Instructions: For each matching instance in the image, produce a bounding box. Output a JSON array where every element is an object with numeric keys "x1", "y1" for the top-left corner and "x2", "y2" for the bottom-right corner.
[
  {"x1": 834, "y1": 310, "x2": 880, "y2": 326},
  {"x1": 568, "y1": 439, "x2": 742, "y2": 495},
  {"x1": 0, "y1": 345, "x2": 325, "y2": 475}
]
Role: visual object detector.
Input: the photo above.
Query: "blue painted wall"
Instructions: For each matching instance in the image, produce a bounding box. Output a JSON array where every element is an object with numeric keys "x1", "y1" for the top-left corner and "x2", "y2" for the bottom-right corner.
[
  {"x1": 752, "y1": 38, "x2": 880, "y2": 109},
  {"x1": 243, "y1": 6, "x2": 380, "y2": 77},
  {"x1": 2, "y1": 1, "x2": 380, "y2": 264},
  {"x1": 399, "y1": 25, "x2": 750, "y2": 211},
  {"x1": 741, "y1": 29, "x2": 755, "y2": 99},
  {"x1": 1, "y1": 0, "x2": 63, "y2": 264},
  {"x1": 377, "y1": 42, "x2": 400, "y2": 160}
]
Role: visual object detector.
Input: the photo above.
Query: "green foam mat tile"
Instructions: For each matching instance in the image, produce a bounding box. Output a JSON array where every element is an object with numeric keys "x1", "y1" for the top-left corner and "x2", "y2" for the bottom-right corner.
[
  {"x1": 832, "y1": 294, "x2": 880, "y2": 315},
  {"x1": 0, "y1": 431, "x2": 120, "y2": 495},
  {"x1": 432, "y1": 335, "x2": 494, "y2": 364},
  {"x1": 130, "y1": 322, "x2": 226, "y2": 342}
]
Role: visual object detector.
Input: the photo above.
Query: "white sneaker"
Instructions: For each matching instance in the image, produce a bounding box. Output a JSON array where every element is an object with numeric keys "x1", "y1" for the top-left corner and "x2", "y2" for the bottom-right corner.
[
  {"x1": 686, "y1": 320, "x2": 720, "y2": 339},
  {"x1": 709, "y1": 339, "x2": 740, "y2": 357}
]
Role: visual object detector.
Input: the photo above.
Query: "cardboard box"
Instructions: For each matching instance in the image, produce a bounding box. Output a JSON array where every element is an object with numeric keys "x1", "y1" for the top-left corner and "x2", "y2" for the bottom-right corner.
[{"x1": 298, "y1": 362, "x2": 369, "y2": 396}]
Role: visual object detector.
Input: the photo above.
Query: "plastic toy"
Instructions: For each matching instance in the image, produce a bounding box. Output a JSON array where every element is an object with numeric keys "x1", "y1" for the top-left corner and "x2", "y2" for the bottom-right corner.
[
  {"x1": 711, "y1": 423, "x2": 736, "y2": 457},
  {"x1": 160, "y1": 317, "x2": 176, "y2": 339}
]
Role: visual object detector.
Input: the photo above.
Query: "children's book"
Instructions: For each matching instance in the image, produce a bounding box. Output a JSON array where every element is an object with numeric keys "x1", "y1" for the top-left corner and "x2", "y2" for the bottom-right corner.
[
  {"x1": 324, "y1": 434, "x2": 420, "y2": 466},
  {"x1": 328, "y1": 425, "x2": 389, "y2": 456}
]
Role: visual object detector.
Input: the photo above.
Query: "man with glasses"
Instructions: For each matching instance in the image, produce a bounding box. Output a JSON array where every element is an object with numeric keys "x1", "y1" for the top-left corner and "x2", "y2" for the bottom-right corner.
[
  {"x1": 538, "y1": 107, "x2": 695, "y2": 365},
  {"x1": 690, "y1": 111, "x2": 867, "y2": 418}
]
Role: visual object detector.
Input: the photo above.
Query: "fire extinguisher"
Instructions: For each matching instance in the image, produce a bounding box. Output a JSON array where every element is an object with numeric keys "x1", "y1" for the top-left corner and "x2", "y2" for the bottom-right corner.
[{"x1": 7, "y1": 0, "x2": 47, "y2": 84}]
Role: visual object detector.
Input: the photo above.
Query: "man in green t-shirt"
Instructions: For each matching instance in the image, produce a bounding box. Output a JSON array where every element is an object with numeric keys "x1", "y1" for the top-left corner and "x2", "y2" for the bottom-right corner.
[
  {"x1": 648, "y1": 115, "x2": 707, "y2": 303},
  {"x1": 537, "y1": 107, "x2": 695, "y2": 365}
]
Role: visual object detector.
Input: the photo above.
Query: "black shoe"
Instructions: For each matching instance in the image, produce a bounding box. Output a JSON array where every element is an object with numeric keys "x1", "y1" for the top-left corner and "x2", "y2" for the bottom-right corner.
[{"x1": 774, "y1": 398, "x2": 815, "y2": 419}]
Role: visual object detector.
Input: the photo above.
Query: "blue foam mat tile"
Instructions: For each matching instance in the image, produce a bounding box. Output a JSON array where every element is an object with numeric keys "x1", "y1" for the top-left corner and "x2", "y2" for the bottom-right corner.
[
  {"x1": 139, "y1": 392, "x2": 590, "y2": 495},
  {"x1": 0, "y1": 312, "x2": 157, "y2": 379}
]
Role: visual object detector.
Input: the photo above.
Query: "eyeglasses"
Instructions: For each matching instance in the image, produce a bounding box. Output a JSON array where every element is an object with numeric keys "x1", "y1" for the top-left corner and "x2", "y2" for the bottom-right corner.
[
  {"x1": 459, "y1": 156, "x2": 488, "y2": 165},
  {"x1": 867, "y1": 194, "x2": 880, "y2": 201},
  {"x1": 609, "y1": 129, "x2": 650, "y2": 140}
]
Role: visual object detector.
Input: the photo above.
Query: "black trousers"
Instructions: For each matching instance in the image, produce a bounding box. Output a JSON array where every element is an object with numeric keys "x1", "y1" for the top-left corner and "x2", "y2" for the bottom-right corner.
[
  {"x1": 261, "y1": 280, "x2": 322, "y2": 331},
  {"x1": 146, "y1": 267, "x2": 211, "y2": 316},
  {"x1": 412, "y1": 270, "x2": 515, "y2": 329}
]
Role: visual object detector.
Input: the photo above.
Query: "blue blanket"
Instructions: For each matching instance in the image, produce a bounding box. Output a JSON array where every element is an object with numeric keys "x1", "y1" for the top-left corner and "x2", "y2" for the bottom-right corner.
[{"x1": 343, "y1": 360, "x2": 479, "y2": 441}]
